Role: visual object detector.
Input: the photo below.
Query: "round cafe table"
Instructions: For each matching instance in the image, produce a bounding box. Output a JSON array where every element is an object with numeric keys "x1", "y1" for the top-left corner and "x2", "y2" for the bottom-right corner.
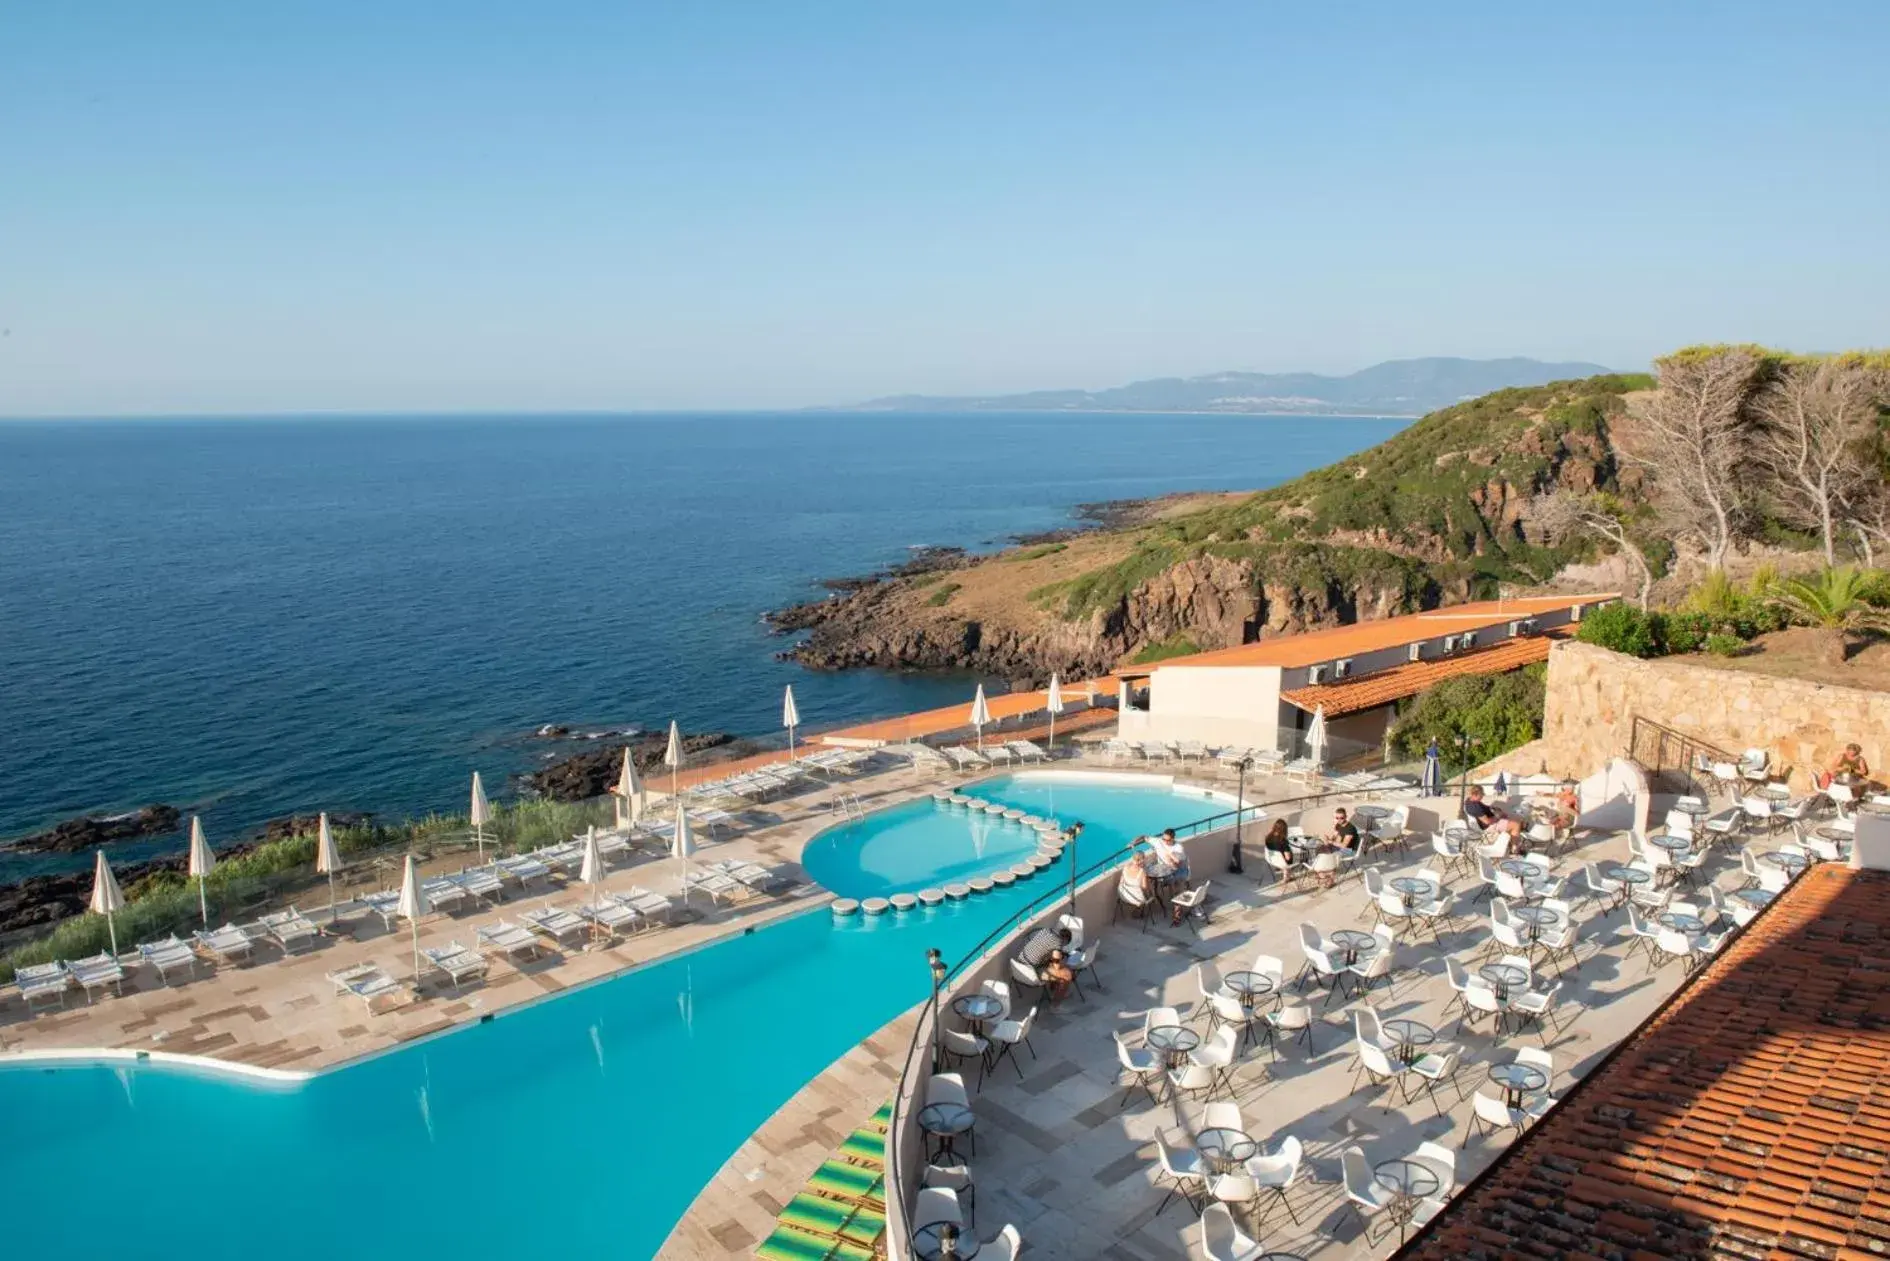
[
  {"x1": 1600, "y1": 862, "x2": 1652, "y2": 896},
  {"x1": 918, "y1": 1101, "x2": 976, "y2": 1162},
  {"x1": 911, "y1": 1220, "x2": 981, "y2": 1261},
  {"x1": 951, "y1": 992, "x2": 1004, "y2": 1033},
  {"x1": 1732, "y1": 887, "x2": 1775, "y2": 909},
  {"x1": 1373, "y1": 1159, "x2": 1442, "y2": 1241},
  {"x1": 1762, "y1": 851, "x2": 1809, "y2": 873},
  {"x1": 1672, "y1": 799, "x2": 1711, "y2": 818},
  {"x1": 1195, "y1": 1127, "x2": 1258, "y2": 1174},
  {"x1": 1381, "y1": 1017, "x2": 1436, "y2": 1064},
  {"x1": 1328, "y1": 928, "x2": 1379, "y2": 966},
  {"x1": 1647, "y1": 833, "x2": 1694, "y2": 854},
  {"x1": 1146, "y1": 1024, "x2": 1200, "y2": 1067},
  {"x1": 1479, "y1": 962, "x2": 1529, "y2": 1000},
  {"x1": 1511, "y1": 903, "x2": 1561, "y2": 941},
  {"x1": 1659, "y1": 911, "x2": 1707, "y2": 935},
  {"x1": 1351, "y1": 805, "x2": 1390, "y2": 825},
  {"x1": 1488, "y1": 1061, "x2": 1548, "y2": 1108},
  {"x1": 1444, "y1": 825, "x2": 1478, "y2": 848},
  {"x1": 1389, "y1": 876, "x2": 1436, "y2": 909},
  {"x1": 1499, "y1": 857, "x2": 1549, "y2": 881},
  {"x1": 1221, "y1": 971, "x2": 1275, "y2": 1049}
]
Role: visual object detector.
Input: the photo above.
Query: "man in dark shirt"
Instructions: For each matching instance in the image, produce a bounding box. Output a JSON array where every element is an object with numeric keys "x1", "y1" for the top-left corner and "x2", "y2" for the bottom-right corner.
[
  {"x1": 1330, "y1": 808, "x2": 1360, "y2": 853},
  {"x1": 1464, "y1": 785, "x2": 1523, "y2": 843}
]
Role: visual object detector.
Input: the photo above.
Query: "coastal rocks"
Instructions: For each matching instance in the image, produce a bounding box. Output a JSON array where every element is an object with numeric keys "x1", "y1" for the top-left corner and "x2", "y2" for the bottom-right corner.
[
  {"x1": 256, "y1": 811, "x2": 373, "y2": 843},
  {"x1": 525, "y1": 730, "x2": 745, "y2": 801},
  {"x1": 7, "y1": 804, "x2": 181, "y2": 854},
  {"x1": 0, "y1": 843, "x2": 254, "y2": 939}
]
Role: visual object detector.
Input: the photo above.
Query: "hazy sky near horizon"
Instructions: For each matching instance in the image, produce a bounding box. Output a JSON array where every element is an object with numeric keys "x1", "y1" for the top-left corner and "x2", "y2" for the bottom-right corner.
[{"x1": 3, "y1": 2, "x2": 1887, "y2": 416}]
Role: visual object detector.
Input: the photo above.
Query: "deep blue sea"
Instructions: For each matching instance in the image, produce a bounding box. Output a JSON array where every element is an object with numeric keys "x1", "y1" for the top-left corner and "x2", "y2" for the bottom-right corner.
[{"x1": 0, "y1": 411, "x2": 1403, "y2": 876}]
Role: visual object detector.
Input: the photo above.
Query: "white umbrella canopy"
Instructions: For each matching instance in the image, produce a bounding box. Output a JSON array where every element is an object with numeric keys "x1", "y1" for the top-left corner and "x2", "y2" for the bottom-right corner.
[
  {"x1": 782, "y1": 686, "x2": 801, "y2": 760},
  {"x1": 469, "y1": 771, "x2": 493, "y2": 859},
  {"x1": 664, "y1": 720, "x2": 684, "y2": 802},
  {"x1": 1045, "y1": 673, "x2": 1065, "y2": 753},
  {"x1": 611, "y1": 747, "x2": 645, "y2": 826},
  {"x1": 396, "y1": 853, "x2": 429, "y2": 981},
  {"x1": 1307, "y1": 705, "x2": 1329, "y2": 770},
  {"x1": 579, "y1": 825, "x2": 605, "y2": 889},
  {"x1": 187, "y1": 815, "x2": 216, "y2": 927},
  {"x1": 315, "y1": 812, "x2": 342, "y2": 921},
  {"x1": 89, "y1": 850, "x2": 125, "y2": 956},
  {"x1": 970, "y1": 684, "x2": 992, "y2": 751},
  {"x1": 672, "y1": 807, "x2": 697, "y2": 903}
]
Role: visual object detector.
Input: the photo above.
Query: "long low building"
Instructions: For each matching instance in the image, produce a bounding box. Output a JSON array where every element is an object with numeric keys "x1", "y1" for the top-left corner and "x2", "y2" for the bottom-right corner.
[{"x1": 1113, "y1": 592, "x2": 1615, "y2": 759}]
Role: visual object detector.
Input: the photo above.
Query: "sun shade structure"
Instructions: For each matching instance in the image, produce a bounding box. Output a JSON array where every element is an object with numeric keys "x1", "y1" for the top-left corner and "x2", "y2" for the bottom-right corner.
[
  {"x1": 1306, "y1": 704, "x2": 1328, "y2": 769},
  {"x1": 579, "y1": 825, "x2": 606, "y2": 941},
  {"x1": 186, "y1": 815, "x2": 216, "y2": 928},
  {"x1": 970, "y1": 684, "x2": 992, "y2": 751},
  {"x1": 783, "y1": 685, "x2": 802, "y2": 761},
  {"x1": 395, "y1": 853, "x2": 429, "y2": 981},
  {"x1": 664, "y1": 720, "x2": 684, "y2": 802},
  {"x1": 89, "y1": 850, "x2": 125, "y2": 957},
  {"x1": 1046, "y1": 673, "x2": 1065, "y2": 753},
  {"x1": 673, "y1": 807, "x2": 697, "y2": 904},
  {"x1": 469, "y1": 771, "x2": 492, "y2": 860},
  {"x1": 611, "y1": 746, "x2": 644, "y2": 828},
  {"x1": 315, "y1": 812, "x2": 342, "y2": 921}
]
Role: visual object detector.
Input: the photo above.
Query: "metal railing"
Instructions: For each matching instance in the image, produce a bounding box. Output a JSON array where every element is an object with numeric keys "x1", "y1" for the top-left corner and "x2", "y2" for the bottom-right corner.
[
  {"x1": 1627, "y1": 714, "x2": 1737, "y2": 798},
  {"x1": 883, "y1": 781, "x2": 1414, "y2": 1253}
]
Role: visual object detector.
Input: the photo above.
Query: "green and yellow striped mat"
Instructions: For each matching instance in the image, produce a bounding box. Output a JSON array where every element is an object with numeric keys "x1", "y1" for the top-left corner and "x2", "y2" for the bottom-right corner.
[{"x1": 755, "y1": 1099, "x2": 892, "y2": 1261}]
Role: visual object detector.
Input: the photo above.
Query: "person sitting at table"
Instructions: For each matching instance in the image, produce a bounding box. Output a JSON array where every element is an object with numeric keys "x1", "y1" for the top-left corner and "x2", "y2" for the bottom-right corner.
[
  {"x1": 1019, "y1": 924, "x2": 1072, "y2": 969},
  {"x1": 1117, "y1": 852, "x2": 1153, "y2": 901},
  {"x1": 1553, "y1": 781, "x2": 1580, "y2": 831},
  {"x1": 1263, "y1": 818, "x2": 1295, "y2": 863},
  {"x1": 1830, "y1": 743, "x2": 1871, "y2": 785},
  {"x1": 1330, "y1": 808, "x2": 1361, "y2": 855},
  {"x1": 1464, "y1": 785, "x2": 1524, "y2": 843},
  {"x1": 1041, "y1": 947, "x2": 1075, "y2": 1004},
  {"x1": 1151, "y1": 828, "x2": 1191, "y2": 883}
]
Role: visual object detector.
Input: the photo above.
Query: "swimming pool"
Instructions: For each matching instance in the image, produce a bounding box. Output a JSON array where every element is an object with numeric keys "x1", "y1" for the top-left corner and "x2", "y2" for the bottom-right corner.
[{"x1": 0, "y1": 773, "x2": 1225, "y2": 1261}]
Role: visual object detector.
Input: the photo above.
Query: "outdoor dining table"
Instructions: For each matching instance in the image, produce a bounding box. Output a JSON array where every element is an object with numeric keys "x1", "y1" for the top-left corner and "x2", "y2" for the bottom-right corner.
[
  {"x1": 1146, "y1": 1024, "x2": 1201, "y2": 1068},
  {"x1": 1381, "y1": 1017, "x2": 1437, "y2": 1065},
  {"x1": 1327, "y1": 928, "x2": 1380, "y2": 966},
  {"x1": 1647, "y1": 833, "x2": 1695, "y2": 854},
  {"x1": 918, "y1": 1101, "x2": 976, "y2": 1162},
  {"x1": 1762, "y1": 850, "x2": 1809, "y2": 873},
  {"x1": 1499, "y1": 856, "x2": 1549, "y2": 880},
  {"x1": 1479, "y1": 962, "x2": 1529, "y2": 1001},
  {"x1": 1659, "y1": 911, "x2": 1707, "y2": 934},
  {"x1": 1373, "y1": 1158, "x2": 1442, "y2": 1241},
  {"x1": 1195, "y1": 1126, "x2": 1258, "y2": 1174},
  {"x1": 1488, "y1": 1061, "x2": 1548, "y2": 1108},
  {"x1": 1389, "y1": 876, "x2": 1436, "y2": 910},
  {"x1": 1732, "y1": 887, "x2": 1776, "y2": 909},
  {"x1": 1351, "y1": 805, "x2": 1391, "y2": 824},
  {"x1": 1672, "y1": 799, "x2": 1711, "y2": 818},
  {"x1": 952, "y1": 992, "x2": 1004, "y2": 1034},
  {"x1": 1511, "y1": 903, "x2": 1562, "y2": 942},
  {"x1": 911, "y1": 1220, "x2": 981, "y2": 1261},
  {"x1": 1443, "y1": 825, "x2": 1478, "y2": 848},
  {"x1": 1600, "y1": 862, "x2": 1652, "y2": 903}
]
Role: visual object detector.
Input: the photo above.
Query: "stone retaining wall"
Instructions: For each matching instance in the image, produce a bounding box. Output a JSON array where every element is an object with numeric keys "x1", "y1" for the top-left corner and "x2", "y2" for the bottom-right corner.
[{"x1": 1526, "y1": 640, "x2": 1890, "y2": 791}]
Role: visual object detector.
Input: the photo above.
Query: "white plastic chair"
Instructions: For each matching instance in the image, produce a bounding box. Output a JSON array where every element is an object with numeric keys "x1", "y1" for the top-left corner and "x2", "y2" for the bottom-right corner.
[
  {"x1": 1340, "y1": 1145, "x2": 1394, "y2": 1242},
  {"x1": 1155, "y1": 1128, "x2": 1206, "y2": 1215},
  {"x1": 987, "y1": 1006, "x2": 1037, "y2": 1077},
  {"x1": 1465, "y1": 1088, "x2": 1529, "y2": 1143},
  {"x1": 1245, "y1": 1135, "x2": 1303, "y2": 1227},
  {"x1": 1196, "y1": 1202, "x2": 1262, "y2": 1260}
]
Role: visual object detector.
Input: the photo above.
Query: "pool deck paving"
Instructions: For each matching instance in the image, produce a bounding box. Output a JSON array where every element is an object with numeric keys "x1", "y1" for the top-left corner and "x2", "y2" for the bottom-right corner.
[{"x1": 930, "y1": 816, "x2": 1737, "y2": 1260}]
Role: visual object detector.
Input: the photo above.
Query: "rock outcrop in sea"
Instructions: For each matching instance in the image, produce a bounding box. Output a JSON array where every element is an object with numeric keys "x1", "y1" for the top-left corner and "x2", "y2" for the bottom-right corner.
[
  {"x1": 524, "y1": 730, "x2": 748, "y2": 801},
  {"x1": 6, "y1": 804, "x2": 182, "y2": 854}
]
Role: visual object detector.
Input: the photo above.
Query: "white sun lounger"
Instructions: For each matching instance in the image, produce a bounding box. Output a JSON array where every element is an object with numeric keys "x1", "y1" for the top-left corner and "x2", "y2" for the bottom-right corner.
[
  {"x1": 519, "y1": 905, "x2": 588, "y2": 944},
  {"x1": 68, "y1": 952, "x2": 125, "y2": 1002},
  {"x1": 359, "y1": 889, "x2": 404, "y2": 929},
  {"x1": 577, "y1": 899, "x2": 640, "y2": 936},
  {"x1": 14, "y1": 961, "x2": 71, "y2": 1012},
  {"x1": 414, "y1": 876, "x2": 468, "y2": 913},
  {"x1": 329, "y1": 962, "x2": 404, "y2": 1013},
  {"x1": 495, "y1": 854, "x2": 550, "y2": 886},
  {"x1": 618, "y1": 886, "x2": 674, "y2": 923},
  {"x1": 258, "y1": 908, "x2": 320, "y2": 954},
  {"x1": 684, "y1": 870, "x2": 743, "y2": 905},
  {"x1": 421, "y1": 942, "x2": 489, "y2": 992},
  {"x1": 714, "y1": 860, "x2": 783, "y2": 893},
  {"x1": 534, "y1": 841, "x2": 584, "y2": 873},
  {"x1": 194, "y1": 923, "x2": 256, "y2": 965},
  {"x1": 475, "y1": 920, "x2": 541, "y2": 960},
  {"x1": 138, "y1": 936, "x2": 200, "y2": 984},
  {"x1": 452, "y1": 866, "x2": 506, "y2": 904},
  {"x1": 1006, "y1": 740, "x2": 1047, "y2": 762}
]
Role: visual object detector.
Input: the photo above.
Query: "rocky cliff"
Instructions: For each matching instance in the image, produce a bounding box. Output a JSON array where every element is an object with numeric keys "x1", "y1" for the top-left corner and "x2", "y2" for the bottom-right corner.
[{"x1": 771, "y1": 373, "x2": 1652, "y2": 682}]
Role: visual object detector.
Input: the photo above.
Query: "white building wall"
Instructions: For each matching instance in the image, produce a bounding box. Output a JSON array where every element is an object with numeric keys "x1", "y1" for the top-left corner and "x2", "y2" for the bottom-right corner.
[{"x1": 1116, "y1": 665, "x2": 1283, "y2": 749}]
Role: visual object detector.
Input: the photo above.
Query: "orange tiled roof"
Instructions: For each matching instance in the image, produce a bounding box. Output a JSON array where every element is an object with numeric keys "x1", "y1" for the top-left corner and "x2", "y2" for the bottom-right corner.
[
  {"x1": 813, "y1": 679, "x2": 1113, "y2": 746},
  {"x1": 1401, "y1": 862, "x2": 1890, "y2": 1261},
  {"x1": 1278, "y1": 632, "x2": 1558, "y2": 717},
  {"x1": 1113, "y1": 594, "x2": 1613, "y2": 676}
]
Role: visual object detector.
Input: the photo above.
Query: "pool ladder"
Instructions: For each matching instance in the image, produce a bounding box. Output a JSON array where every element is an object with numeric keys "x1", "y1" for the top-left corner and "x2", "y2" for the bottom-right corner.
[{"x1": 832, "y1": 792, "x2": 866, "y2": 820}]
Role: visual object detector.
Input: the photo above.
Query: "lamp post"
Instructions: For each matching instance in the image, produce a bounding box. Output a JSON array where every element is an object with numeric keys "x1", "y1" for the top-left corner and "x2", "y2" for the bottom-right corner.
[
  {"x1": 927, "y1": 947, "x2": 947, "y2": 1071},
  {"x1": 1229, "y1": 756, "x2": 1253, "y2": 873},
  {"x1": 1064, "y1": 820, "x2": 1085, "y2": 917}
]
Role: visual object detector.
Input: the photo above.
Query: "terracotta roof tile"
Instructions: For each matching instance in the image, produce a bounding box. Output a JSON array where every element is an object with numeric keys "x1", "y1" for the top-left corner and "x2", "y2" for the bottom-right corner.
[
  {"x1": 1400, "y1": 864, "x2": 1890, "y2": 1261},
  {"x1": 1276, "y1": 631, "x2": 1562, "y2": 717}
]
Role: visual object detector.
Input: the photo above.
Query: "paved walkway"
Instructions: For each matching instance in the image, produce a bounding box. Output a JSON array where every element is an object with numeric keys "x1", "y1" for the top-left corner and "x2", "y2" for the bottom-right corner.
[{"x1": 929, "y1": 815, "x2": 1732, "y2": 1259}]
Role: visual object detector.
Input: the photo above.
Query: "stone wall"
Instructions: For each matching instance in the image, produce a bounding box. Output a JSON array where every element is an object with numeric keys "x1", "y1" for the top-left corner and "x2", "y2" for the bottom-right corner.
[{"x1": 1526, "y1": 640, "x2": 1890, "y2": 791}]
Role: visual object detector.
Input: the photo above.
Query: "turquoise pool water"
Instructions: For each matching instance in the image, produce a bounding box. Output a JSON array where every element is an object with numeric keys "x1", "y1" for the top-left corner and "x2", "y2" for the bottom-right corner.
[
  {"x1": 801, "y1": 799, "x2": 1044, "y2": 897},
  {"x1": 0, "y1": 774, "x2": 1222, "y2": 1261}
]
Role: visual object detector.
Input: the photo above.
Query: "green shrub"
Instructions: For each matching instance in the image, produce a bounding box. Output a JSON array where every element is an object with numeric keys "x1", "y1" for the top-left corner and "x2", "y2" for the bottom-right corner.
[
  {"x1": 1005, "y1": 543, "x2": 1067, "y2": 563},
  {"x1": 925, "y1": 582, "x2": 961, "y2": 607},
  {"x1": 1704, "y1": 633, "x2": 1745, "y2": 657},
  {"x1": 1389, "y1": 665, "x2": 1547, "y2": 772},
  {"x1": 1576, "y1": 602, "x2": 1664, "y2": 658},
  {"x1": 1130, "y1": 635, "x2": 1200, "y2": 665},
  {"x1": 1663, "y1": 611, "x2": 1711, "y2": 655}
]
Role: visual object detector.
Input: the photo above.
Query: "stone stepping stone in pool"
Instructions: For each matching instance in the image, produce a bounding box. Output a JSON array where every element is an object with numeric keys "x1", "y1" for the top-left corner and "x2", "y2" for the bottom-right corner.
[
  {"x1": 944, "y1": 883, "x2": 971, "y2": 900},
  {"x1": 931, "y1": 789, "x2": 953, "y2": 802},
  {"x1": 1028, "y1": 854, "x2": 1056, "y2": 870},
  {"x1": 861, "y1": 897, "x2": 892, "y2": 915},
  {"x1": 1002, "y1": 809, "x2": 1025, "y2": 820},
  {"x1": 969, "y1": 877, "x2": 995, "y2": 894},
  {"x1": 918, "y1": 888, "x2": 946, "y2": 907},
  {"x1": 832, "y1": 898, "x2": 861, "y2": 917},
  {"x1": 1008, "y1": 862, "x2": 1036, "y2": 879},
  {"x1": 889, "y1": 893, "x2": 919, "y2": 912},
  {"x1": 992, "y1": 871, "x2": 1017, "y2": 887}
]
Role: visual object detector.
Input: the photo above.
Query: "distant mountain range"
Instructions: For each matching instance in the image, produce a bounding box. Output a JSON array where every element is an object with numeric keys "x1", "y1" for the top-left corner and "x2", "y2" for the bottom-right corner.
[{"x1": 827, "y1": 357, "x2": 1616, "y2": 417}]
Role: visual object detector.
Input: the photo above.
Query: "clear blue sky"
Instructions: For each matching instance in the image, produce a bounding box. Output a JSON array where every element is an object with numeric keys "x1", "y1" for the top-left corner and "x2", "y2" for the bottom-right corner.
[{"x1": 3, "y1": 1, "x2": 1886, "y2": 415}]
